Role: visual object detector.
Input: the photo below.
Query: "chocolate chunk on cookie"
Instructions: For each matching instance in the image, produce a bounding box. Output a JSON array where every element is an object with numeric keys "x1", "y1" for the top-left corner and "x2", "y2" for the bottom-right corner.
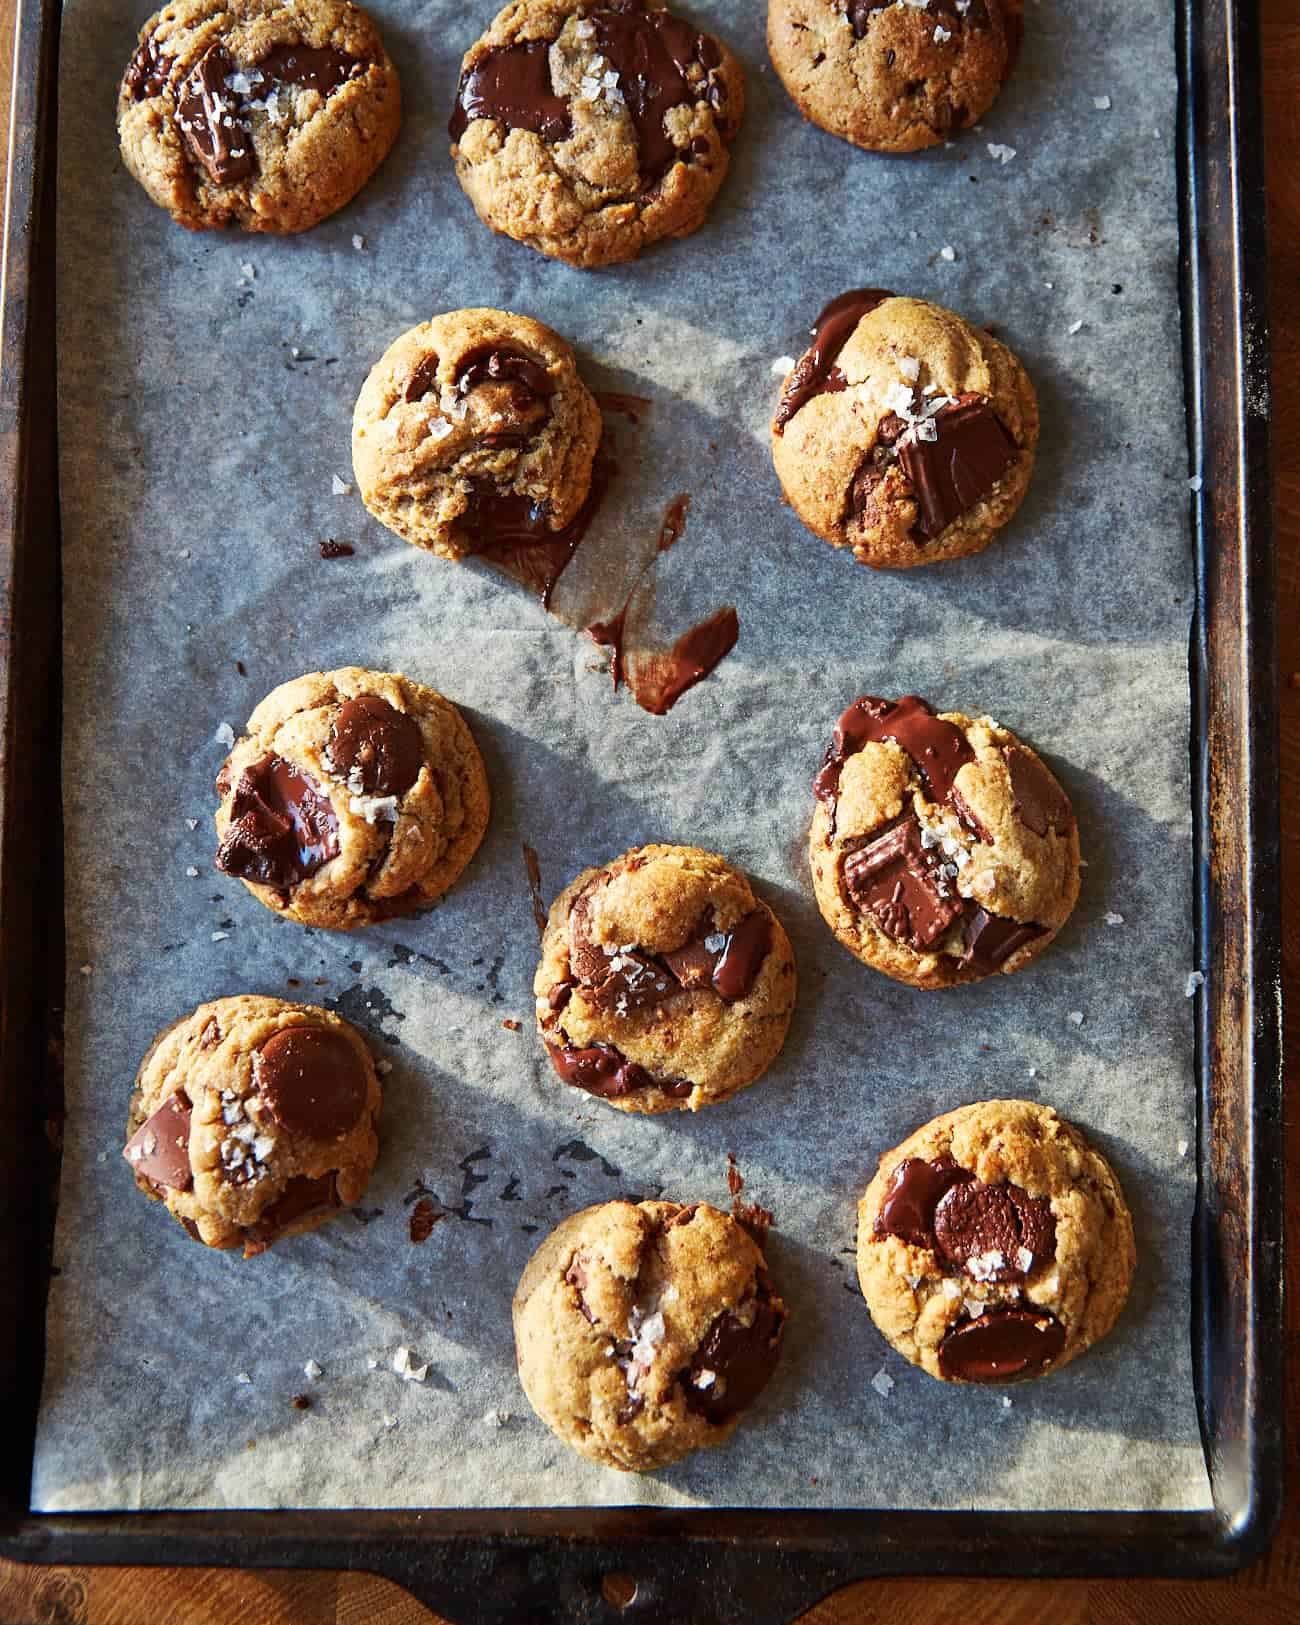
[
  {"x1": 772, "y1": 293, "x2": 1037, "y2": 569},
  {"x1": 858, "y1": 1100, "x2": 1135, "y2": 1384},
  {"x1": 809, "y1": 695, "x2": 1079, "y2": 988},
  {"x1": 215, "y1": 666, "x2": 489, "y2": 930},
  {"x1": 449, "y1": 0, "x2": 745, "y2": 268},
  {"x1": 768, "y1": 0, "x2": 1022, "y2": 154},
  {"x1": 514, "y1": 1199, "x2": 787, "y2": 1469},
  {"x1": 123, "y1": 995, "x2": 380, "y2": 1256},
  {"x1": 117, "y1": 0, "x2": 400, "y2": 233},
  {"x1": 535, "y1": 844, "x2": 796, "y2": 1113}
]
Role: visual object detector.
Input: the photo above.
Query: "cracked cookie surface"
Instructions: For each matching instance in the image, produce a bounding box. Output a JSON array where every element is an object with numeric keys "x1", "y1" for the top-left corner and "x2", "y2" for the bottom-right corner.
[
  {"x1": 534, "y1": 843, "x2": 796, "y2": 1113},
  {"x1": 857, "y1": 1100, "x2": 1135, "y2": 1383},
  {"x1": 448, "y1": 0, "x2": 745, "y2": 267},
  {"x1": 117, "y1": 0, "x2": 400, "y2": 232},
  {"x1": 809, "y1": 695, "x2": 1079, "y2": 987},
  {"x1": 514, "y1": 1199, "x2": 787, "y2": 1469},
  {"x1": 123, "y1": 994, "x2": 381, "y2": 1257},
  {"x1": 352, "y1": 307, "x2": 604, "y2": 564},
  {"x1": 772, "y1": 292, "x2": 1037, "y2": 569},
  {"x1": 767, "y1": 0, "x2": 1021, "y2": 154},
  {"x1": 214, "y1": 666, "x2": 490, "y2": 930}
]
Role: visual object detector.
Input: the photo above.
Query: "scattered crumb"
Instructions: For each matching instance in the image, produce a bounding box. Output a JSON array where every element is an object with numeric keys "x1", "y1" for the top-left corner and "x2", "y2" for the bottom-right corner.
[
  {"x1": 291, "y1": 1394, "x2": 311, "y2": 1410},
  {"x1": 214, "y1": 721, "x2": 236, "y2": 748},
  {"x1": 352, "y1": 234, "x2": 366, "y2": 251},
  {"x1": 235, "y1": 659, "x2": 247, "y2": 676},
  {"x1": 1093, "y1": 94, "x2": 1112, "y2": 110},
  {"x1": 1177, "y1": 1139, "x2": 1189, "y2": 1158},
  {"x1": 1104, "y1": 911, "x2": 1124, "y2": 926},
  {"x1": 331, "y1": 474, "x2": 352, "y2": 496},
  {"x1": 770, "y1": 355, "x2": 796, "y2": 376},
  {"x1": 1068, "y1": 1010, "x2": 1084, "y2": 1026},
  {"x1": 501, "y1": 1018, "x2": 521, "y2": 1031},
  {"x1": 319, "y1": 539, "x2": 355, "y2": 559},
  {"x1": 304, "y1": 1359, "x2": 323, "y2": 1380},
  {"x1": 871, "y1": 1369, "x2": 895, "y2": 1398},
  {"x1": 1188, "y1": 475, "x2": 1204, "y2": 492},
  {"x1": 1185, "y1": 971, "x2": 1204, "y2": 997},
  {"x1": 939, "y1": 245, "x2": 956, "y2": 262},
  {"x1": 986, "y1": 142, "x2": 1016, "y2": 164}
]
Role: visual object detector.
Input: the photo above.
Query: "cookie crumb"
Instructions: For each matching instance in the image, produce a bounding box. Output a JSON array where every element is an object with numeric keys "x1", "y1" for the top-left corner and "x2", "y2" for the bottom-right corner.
[
  {"x1": 871, "y1": 1368, "x2": 895, "y2": 1397},
  {"x1": 502, "y1": 1019, "x2": 520, "y2": 1031},
  {"x1": 291, "y1": 1394, "x2": 311, "y2": 1410},
  {"x1": 318, "y1": 539, "x2": 355, "y2": 558},
  {"x1": 1185, "y1": 971, "x2": 1204, "y2": 996}
]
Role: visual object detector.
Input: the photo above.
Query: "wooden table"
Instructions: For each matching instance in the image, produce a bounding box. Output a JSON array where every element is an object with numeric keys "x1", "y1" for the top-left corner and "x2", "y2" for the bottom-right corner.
[{"x1": 1, "y1": 2, "x2": 1296, "y2": 1620}]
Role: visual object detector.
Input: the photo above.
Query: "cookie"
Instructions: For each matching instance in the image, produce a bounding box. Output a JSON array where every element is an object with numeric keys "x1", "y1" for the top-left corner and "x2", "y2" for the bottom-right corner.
[
  {"x1": 117, "y1": 0, "x2": 400, "y2": 233},
  {"x1": 767, "y1": 0, "x2": 1022, "y2": 154},
  {"x1": 514, "y1": 1199, "x2": 787, "y2": 1469},
  {"x1": 353, "y1": 308, "x2": 604, "y2": 576},
  {"x1": 123, "y1": 994, "x2": 381, "y2": 1257},
  {"x1": 809, "y1": 695, "x2": 1079, "y2": 987},
  {"x1": 771, "y1": 292, "x2": 1037, "y2": 569},
  {"x1": 534, "y1": 844, "x2": 797, "y2": 1112},
  {"x1": 448, "y1": 0, "x2": 744, "y2": 268},
  {"x1": 214, "y1": 666, "x2": 490, "y2": 930},
  {"x1": 857, "y1": 1100, "x2": 1135, "y2": 1383}
]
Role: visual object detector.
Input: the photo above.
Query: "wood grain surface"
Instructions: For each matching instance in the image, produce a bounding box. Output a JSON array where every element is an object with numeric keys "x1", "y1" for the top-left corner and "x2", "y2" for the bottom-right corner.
[{"x1": 1, "y1": 2, "x2": 1296, "y2": 1620}]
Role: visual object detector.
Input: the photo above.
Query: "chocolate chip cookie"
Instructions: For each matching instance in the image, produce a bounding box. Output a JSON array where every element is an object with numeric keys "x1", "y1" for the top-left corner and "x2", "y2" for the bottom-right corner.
[
  {"x1": 353, "y1": 308, "x2": 604, "y2": 577},
  {"x1": 514, "y1": 1199, "x2": 787, "y2": 1469},
  {"x1": 214, "y1": 666, "x2": 490, "y2": 930},
  {"x1": 810, "y1": 695, "x2": 1080, "y2": 987},
  {"x1": 771, "y1": 291, "x2": 1037, "y2": 569},
  {"x1": 448, "y1": 0, "x2": 744, "y2": 268},
  {"x1": 534, "y1": 844, "x2": 797, "y2": 1112},
  {"x1": 857, "y1": 1100, "x2": 1135, "y2": 1383},
  {"x1": 124, "y1": 994, "x2": 381, "y2": 1257},
  {"x1": 117, "y1": 0, "x2": 401, "y2": 233},
  {"x1": 768, "y1": 0, "x2": 1022, "y2": 153}
]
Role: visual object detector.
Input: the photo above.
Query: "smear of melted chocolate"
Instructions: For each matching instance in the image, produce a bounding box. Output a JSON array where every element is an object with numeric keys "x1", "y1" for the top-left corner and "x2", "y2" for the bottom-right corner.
[
  {"x1": 454, "y1": 346, "x2": 556, "y2": 401},
  {"x1": 875, "y1": 1155, "x2": 971, "y2": 1249},
  {"x1": 463, "y1": 450, "x2": 614, "y2": 608},
  {"x1": 875, "y1": 1155, "x2": 1056, "y2": 1285},
  {"x1": 628, "y1": 606, "x2": 739, "y2": 716},
  {"x1": 773, "y1": 289, "x2": 894, "y2": 433},
  {"x1": 938, "y1": 1307, "x2": 1066, "y2": 1383},
  {"x1": 814, "y1": 694, "x2": 974, "y2": 808},
  {"x1": 216, "y1": 755, "x2": 339, "y2": 890},
  {"x1": 176, "y1": 47, "x2": 256, "y2": 185},
  {"x1": 125, "y1": 32, "x2": 170, "y2": 99},
  {"x1": 544, "y1": 1039, "x2": 690, "y2": 1100},
  {"x1": 682, "y1": 1280, "x2": 786, "y2": 1423}
]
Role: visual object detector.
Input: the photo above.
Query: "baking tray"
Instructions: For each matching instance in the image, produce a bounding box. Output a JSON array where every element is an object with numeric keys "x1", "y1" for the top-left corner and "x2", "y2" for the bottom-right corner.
[{"x1": 0, "y1": 0, "x2": 1282, "y2": 1615}]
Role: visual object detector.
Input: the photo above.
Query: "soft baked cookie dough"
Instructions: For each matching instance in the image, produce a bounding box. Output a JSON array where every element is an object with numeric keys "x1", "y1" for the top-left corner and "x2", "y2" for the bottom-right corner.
[
  {"x1": 534, "y1": 843, "x2": 797, "y2": 1112},
  {"x1": 809, "y1": 694, "x2": 1079, "y2": 987},
  {"x1": 123, "y1": 994, "x2": 381, "y2": 1256},
  {"x1": 448, "y1": 0, "x2": 745, "y2": 267},
  {"x1": 214, "y1": 666, "x2": 489, "y2": 930},
  {"x1": 857, "y1": 1100, "x2": 1135, "y2": 1382},
  {"x1": 117, "y1": 0, "x2": 400, "y2": 232},
  {"x1": 514, "y1": 1199, "x2": 787, "y2": 1469},
  {"x1": 772, "y1": 291, "x2": 1038, "y2": 569}
]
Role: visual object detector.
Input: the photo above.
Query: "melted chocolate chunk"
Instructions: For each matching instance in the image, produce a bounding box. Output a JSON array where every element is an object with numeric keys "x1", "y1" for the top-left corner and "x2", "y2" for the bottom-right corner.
[
  {"x1": 938, "y1": 1307, "x2": 1066, "y2": 1383},
  {"x1": 842, "y1": 817, "x2": 965, "y2": 950},
  {"x1": 449, "y1": 40, "x2": 570, "y2": 143},
  {"x1": 243, "y1": 1172, "x2": 340, "y2": 1250},
  {"x1": 682, "y1": 1285, "x2": 786, "y2": 1424},
  {"x1": 328, "y1": 695, "x2": 423, "y2": 798},
  {"x1": 933, "y1": 1178, "x2": 1056, "y2": 1282},
  {"x1": 773, "y1": 289, "x2": 894, "y2": 433},
  {"x1": 544, "y1": 1040, "x2": 689, "y2": 1099},
  {"x1": 125, "y1": 33, "x2": 170, "y2": 99},
  {"x1": 662, "y1": 909, "x2": 772, "y2": 1003},
  {"x1": 1005, "y1": 745, "x2": 1073, "y2": 837},
  {"x1": 874, "y1": 1154, "x2": 971, "y2": 1248},
  {"x1": 814, "y1": 694, "x2": 975, "y2": 809},
  {"x1": 255, "y1": 1026, "x2": 368, "y2": 1139},
  {"x1": 216, "y1": 755, "x2": 339, "y2": 890},
  {"x1": 587, "y1": 2, "x2": 722, "y2": 186},
  {"x1": 253, "y1": 42, "x2": 364, "y2": 94},
  {"x1": 461, "y1": 449, "x2": 612, "y2": 608},
  {"x1": 962, "y1": 908, "x2": 1044, "y2": 972},
  {"x1": 454, "y1": 347, "x2": 555, "y2": 400},
  {"x1": 897, "y1": 396, "x2": 1019, "y2": 541},
  {"x1": 405, "y1": 353, "x2": 440, "y2": 401},
  {"x1": 628, "y1": 605, "x2": 739, "y2": 716},
  {"x1": 176, "y1": 46, "x2": 256, "y2": 185},
  {"x1": 123, "y1": 1092, "x2": 193, "y2": 1192}
]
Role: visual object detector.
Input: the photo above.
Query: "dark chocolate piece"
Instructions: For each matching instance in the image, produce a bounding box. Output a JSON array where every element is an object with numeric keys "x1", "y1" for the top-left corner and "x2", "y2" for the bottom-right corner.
[
  {"x1": 1005, "y1": 745, "x2": 1073, "y2": 837},
  {"x1": 774, "y1": 289, "x2": 894, "y2": 432},
  {"x1": 897, "y1": 396, "x2": 1019, "y2": 541},
  {"x1": 255, "y1": 1026, "x2": 368, "y2": 1139},
  {"x1": 405, "y1": 353, "x2": 440, "y2": 401},
  {"x1": 454, "y1": 347, "x2": 555, "y2": 400},
  {"x1": 125, "y1": 33, "x2": 170, "y2": 99},
  {"x1": 461, "y1": 447, "x2": 612, "y2": 608},
  {"x1": 123, "y1": 1092, "x2": 193, "y2": 1192},
  {"x1": 449, "y1": 40, "x2": 570, "y2": 143},
  {"x1": 544, "y1": 1039, "x2": 689, "y2": 1100},
  {"x1": 176, "y1": 46, "x2": 256, "y2": 185},
  {"x1": 937, "y1": 1307, "x2": 1066, "y2": 1383},
  {"x1": 842, "y1": 817, "x2": 965, "y2": 950},
  {"x1": 662, "y1": 909, "x2": 772, "y2": 1003},
  {"x1": 874, "y1": 1154, "x2": 971, "y2": 1249},
  {"x1": 328, "y1": 694, "x2": 423, "y2": 798},
  {"x1": 962, "y1": 908, "x2": 1044, "y2": 972},
  {"x1": 814, "y1": 694, "x2": 974, "y2": 808},
  {"x1": 243, "y1": 1171, "x2": 341, "y2": 1250},
  {"x1": 682, "y1": 1284, "x2": 786, "y2": 1424},
  {"x1": 318, "y1": 539, "x2": 354, "y2": 559},
  {"x1": 933, "y1": 1178, "x2": 1056, "y2": 1282},
  {"x1": 216, "y1": 754, "x2": 339, "y2": 890}
]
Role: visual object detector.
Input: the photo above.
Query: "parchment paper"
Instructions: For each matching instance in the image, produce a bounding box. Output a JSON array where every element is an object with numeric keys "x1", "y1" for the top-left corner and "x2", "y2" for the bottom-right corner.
[{"x1": 37, "y1": 0, "x2": 1211, "y2": 1511}]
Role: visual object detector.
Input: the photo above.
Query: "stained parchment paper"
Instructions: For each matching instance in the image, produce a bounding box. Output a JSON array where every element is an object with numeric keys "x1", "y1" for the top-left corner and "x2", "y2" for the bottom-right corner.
[{"x1": 36, "y1": 0, "x2": 1211, "y2": 1511}]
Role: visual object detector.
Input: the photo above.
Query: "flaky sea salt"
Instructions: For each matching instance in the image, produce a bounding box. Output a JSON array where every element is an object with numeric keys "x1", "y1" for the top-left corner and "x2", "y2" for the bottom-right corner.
[
  {"x1": 211, "y1": 931, "x2": 229, "y2": 942},
  {"x1": 897, "y1": 355, "x2": 920, "y2": 382},
  {"x1": 1177, "y1": 1139, "x2": 1190, "y2": 1158},
  {"x1": 986, "y1": 142, "x2": 1016, "y2": 164},
  {"x1": 185, "y1": 865, "x2": 199, "y2": 878},
  {"x1": 939, "y1": 245, "x2": 956, "y2": 262},
  {"x1": 352, "y1": 234, "x2": 366, "y2": 251},
  {"x1": 692, "y1": 1369, "x2": 717, "y2": 1390},
  {"x1": 484, "y1": 1408, "x2": 511, "y2": 1427},
  {"x1": 214, "y1": 721, "x2": 236, "y2": 748},
  {"x1": 871, "y1": 1369, "x2": 895, "y2": 1397},
  {"x1": 1067, "y1": 319, "x2": 1084, "y2": 335},
  {"x1": 304, "y1": 1359, "x2": 323, "y2": 1379},
  {"x1": 1185, "y1": 971, "x2": 1204, "y2": 997},
  {"x1": 1105, "y1": 911, "x2": 1125, "y2": 926},
  {"x1": 186, "y1": 817, "x2": 199, "y2": 830},
  {"x1": 331, "y1": 474, "x2": 352, "y2": 496},
  {"x1": 392, "y1": 1346, "x2": 429, "y2": 1382},
  {"x1": 933, "y1": 24, "x2": 951, "y2": 41},
  {"x1": 1093, "y1": 94, "x2": 1112, "y2": 110},
  {"x1": 1068, "y1": 1010, "x2": 1084, "y2": 1025},
  {"x1": 1188, "y1": 475, "x2": 1204, "y2": 492},
  {"x1": 941, "y1": 1278, "x2": 962, "y2": 1299},
  {"x1": 236, "y1": 1372, "x2": 252, "y2": 1384}
]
